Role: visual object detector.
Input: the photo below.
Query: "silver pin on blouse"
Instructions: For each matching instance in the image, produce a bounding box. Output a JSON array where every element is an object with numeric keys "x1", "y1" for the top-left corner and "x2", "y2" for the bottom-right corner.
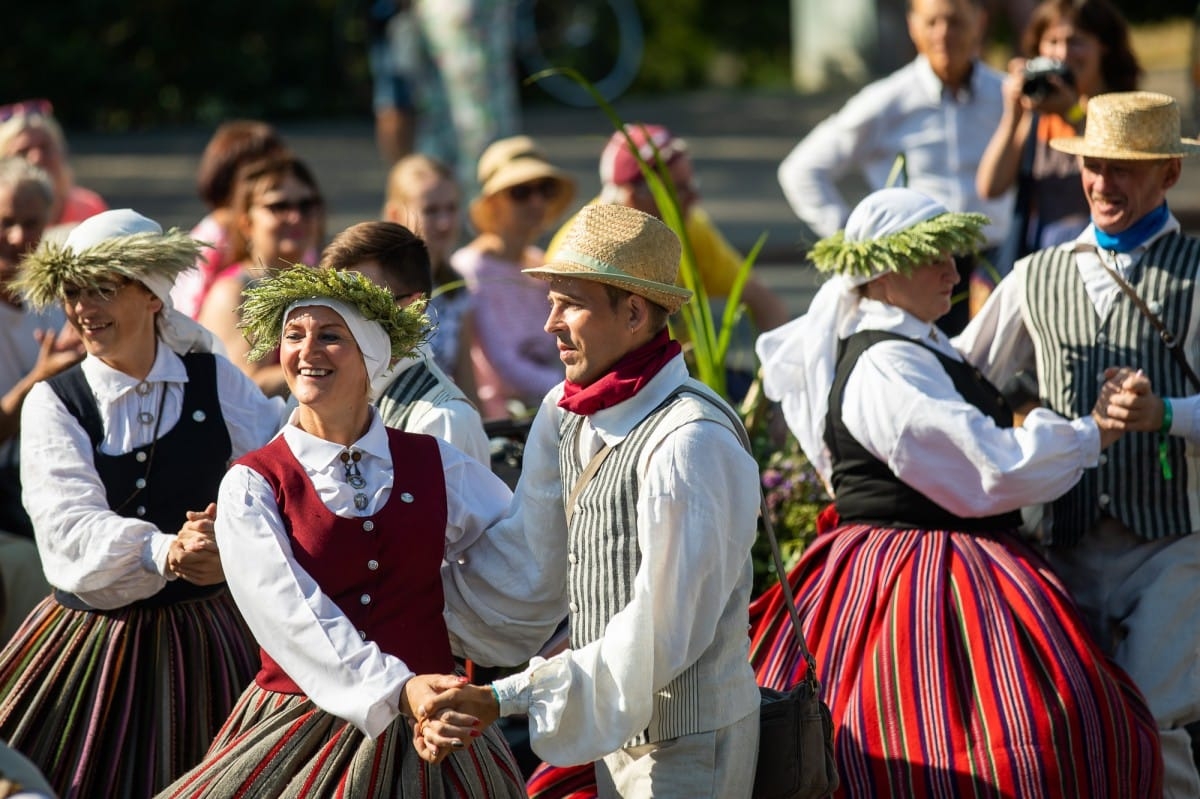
[{"x1": 354, "y1": 493, "x2": 369, "y2": 511}]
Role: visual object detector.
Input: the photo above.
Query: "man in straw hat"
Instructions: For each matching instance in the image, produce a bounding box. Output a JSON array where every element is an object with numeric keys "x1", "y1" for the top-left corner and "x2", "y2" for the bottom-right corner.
[
  {"x1": 0, "y1": 208, "x2": 285, "y2": 797},
  {"x1": 958, "y1": 90, "x2": 1200, "y2": 796},
  {"x1": 431, "y1": 203, "x2": 762, "y2": 797}
]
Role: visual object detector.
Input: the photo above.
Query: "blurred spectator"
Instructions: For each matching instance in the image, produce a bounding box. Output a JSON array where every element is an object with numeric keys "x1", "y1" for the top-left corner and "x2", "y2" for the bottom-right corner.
[
  {"x1": 975, "y1": 0, "x2": 1141, "y2": 312},
  {"x1": 0, "y1": 99, "x2": 107, "y2": 229},
  {"x1": 320, "y1": 220, "x2": 490, "y2": 464},
  {"x1": 172, "y1": 120, "x2": 289, "y2": 319},
  {"x1": 0, "y1": 157, "x2": 83, "y2": 642},
  {"x1": 197, "y1": 154, "x2": 325, "y2": 397},
  {"x1": 384, "y1": 154, "x2": 474, "y2": 389},
  {"x1": 778, "y1": 0, "x2": 1011, "y2": 335},
  {"x1": 366, "y1": 0, "x2": 418, "y2": 164},
  {"x1": 452, "y1": 136, "x2": 574, "y2": 419}
]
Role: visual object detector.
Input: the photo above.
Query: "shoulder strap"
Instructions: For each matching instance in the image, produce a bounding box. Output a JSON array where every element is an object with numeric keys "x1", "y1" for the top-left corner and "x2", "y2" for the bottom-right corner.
[{"x1": 565, "y1": 442, "x2": 613, "y2": 527}]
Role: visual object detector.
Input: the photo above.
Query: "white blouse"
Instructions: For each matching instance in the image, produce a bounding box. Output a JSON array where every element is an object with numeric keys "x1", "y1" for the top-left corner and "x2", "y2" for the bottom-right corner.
[
  {"x1": 843, "y1": 300, "x2": 1100, "y2": 517},
  {"x1": 217, "y1": 409, "x2": 514, "y2": 738},
  {"x1": 20, "y1": 346, "x2": 285, "y2": 610}
]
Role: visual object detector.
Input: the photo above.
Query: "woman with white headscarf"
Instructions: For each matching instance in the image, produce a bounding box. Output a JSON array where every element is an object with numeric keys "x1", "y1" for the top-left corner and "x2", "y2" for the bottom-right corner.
[
  {"x1": 161, "y1": 266, "x2": 526, "y2": 798},
  {"x1": 754, "y1": 188, "x2": 1162, "y2": 797},
  {"x1": 0, "y1": 209, "x2": 285, "y2": 798}
]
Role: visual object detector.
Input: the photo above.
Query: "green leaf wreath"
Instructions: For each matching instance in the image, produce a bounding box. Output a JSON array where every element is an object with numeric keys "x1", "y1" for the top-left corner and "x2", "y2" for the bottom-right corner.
[{"x1": 808, "y1": 211, "x2": 989, "y2": 280}]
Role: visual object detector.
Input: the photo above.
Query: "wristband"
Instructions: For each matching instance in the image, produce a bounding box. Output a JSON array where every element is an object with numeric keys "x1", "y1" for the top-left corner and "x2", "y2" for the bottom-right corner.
[
  {"x1": 490, "y1": 684, "x2": 501, "y2": 712},
  {"x1": 1160, "y1": 397, "x2": 1174, "y2": 435},
  {"x1": 1065, "y1": 103, "x2": 1085, "y2": 125}
]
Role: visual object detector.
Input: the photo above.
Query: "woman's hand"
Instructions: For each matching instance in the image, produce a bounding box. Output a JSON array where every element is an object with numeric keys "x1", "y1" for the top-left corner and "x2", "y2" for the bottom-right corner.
[
  {"x1": 167, "y1": 502, "x2": 225, "y2": 584},
  {"x1": 402, "y1": 674, "x2": 483, "y2": 764}
]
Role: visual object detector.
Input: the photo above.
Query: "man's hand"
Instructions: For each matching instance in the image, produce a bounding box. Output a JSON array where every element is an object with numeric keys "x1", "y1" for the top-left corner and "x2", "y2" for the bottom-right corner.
[
  {"x1": 402, "y1": 674, "x2": 482, "y2": 764},
  {"x1": 1100, "y1": 367, "x2": 1166, "y2": 434},
  {"x1": 30, "y1": 325, "x2": 84, "y2": 383}
]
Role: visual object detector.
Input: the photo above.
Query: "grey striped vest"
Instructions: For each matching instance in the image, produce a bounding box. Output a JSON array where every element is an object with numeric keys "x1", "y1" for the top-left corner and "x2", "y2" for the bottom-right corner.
[
  {"x1": 558, "y1": 381, "x2": 752, "y2": 746},
  {"x1": 1024, "y1": 233, "x2": 1200, "y2": 545},
  {"x1": 375, "y1": 356, "x2": 469, "y2": 431}
]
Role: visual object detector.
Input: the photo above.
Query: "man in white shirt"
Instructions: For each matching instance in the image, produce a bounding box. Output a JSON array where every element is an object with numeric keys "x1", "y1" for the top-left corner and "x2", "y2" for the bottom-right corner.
[
  {"x1": 434, "y1": 204, "x2": 762, "y2": 798},
  {"x1": 778, "y1": 0, "x2": 1013, "y2": 334},
  {"x1": 956, "y1": 91, "x2": 1200, "y2": 798},
  {"x1": 319, "y1": 220, "x2": 490, "y2": 465}
]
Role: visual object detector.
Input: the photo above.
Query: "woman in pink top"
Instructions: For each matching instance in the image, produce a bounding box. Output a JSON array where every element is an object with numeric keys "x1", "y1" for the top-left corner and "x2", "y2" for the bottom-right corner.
[{"x1": 452, "y1": 136, "x2": 575, "y2": 419}]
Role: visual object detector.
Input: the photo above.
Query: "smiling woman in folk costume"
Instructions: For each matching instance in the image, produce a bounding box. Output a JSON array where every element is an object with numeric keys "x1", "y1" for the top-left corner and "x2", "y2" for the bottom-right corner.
[
  {"x1": 0, "y1": 209, "x2": 284, "y2": 799},
  {"x1": 160, "y1": 266, "x2": 527, "y2": 799},
  {"x1": 753, "y1": 187, "x2": 1162, "y2": 797}
]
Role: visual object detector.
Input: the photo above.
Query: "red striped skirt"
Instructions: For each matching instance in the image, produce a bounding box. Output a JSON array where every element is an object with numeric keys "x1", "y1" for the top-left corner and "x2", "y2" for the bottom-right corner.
[
  {"x1": 0, "y1": 591, "x2": 256, "y2": 799},
  {"x1": 160, "y1": 683, "x2": 527, "y2": 798},
  {"x1": 750, "y1": 522, "x2": 1163, "y2": 798}
]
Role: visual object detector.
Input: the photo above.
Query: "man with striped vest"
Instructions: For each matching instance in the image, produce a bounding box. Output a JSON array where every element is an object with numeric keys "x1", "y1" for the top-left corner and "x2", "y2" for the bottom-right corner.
[
  {"x1": 320, "y1": 219, "x2": 490, "y2": 465},
  {"x1": 436, "y1": 203, "x2": 763, "y2": 797},
  {"x1": 958, "y1": 91, "x2": 1200, "y2": 798}
]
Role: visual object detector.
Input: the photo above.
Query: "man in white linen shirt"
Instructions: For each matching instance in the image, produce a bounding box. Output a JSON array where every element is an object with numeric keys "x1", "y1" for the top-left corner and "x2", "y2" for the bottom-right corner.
[
  {"x1": 955, "y1": 91, "x2": 1200, "y2": 798},
  {"x1": 778, "y1": 0, "x2": 1012, "y2": 335},
  {"x1": 319, "y1": 219, "x2": 490, "y2": 465},
  {"x1": 433, "y1": 203, "x2": 762, "y2": 798}
]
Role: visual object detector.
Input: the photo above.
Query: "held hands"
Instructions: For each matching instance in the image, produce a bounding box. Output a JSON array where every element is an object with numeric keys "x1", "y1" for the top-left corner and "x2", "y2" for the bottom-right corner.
[
  {"x1": 167, "y1": 502, "x2": 224, "y2": 585},
  {"x1": 1093, "y1": 367, "x2": 1167, "y2": 444},
  {"x1": 401, "y1": 674, "x2": 491, "y2": 765}
]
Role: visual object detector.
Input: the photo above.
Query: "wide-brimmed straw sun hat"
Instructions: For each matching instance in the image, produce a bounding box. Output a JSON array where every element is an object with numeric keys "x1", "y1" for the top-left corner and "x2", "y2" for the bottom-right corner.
[
  {"x1": 1050, "y1": 91, "x2": 1200, "y2": 160},
  {"x1": 469, "y1": 135, "x2": 576, "y2": 231},
  {"x1": 523, "y1": 203, "x2": 692, "y2": 313}
]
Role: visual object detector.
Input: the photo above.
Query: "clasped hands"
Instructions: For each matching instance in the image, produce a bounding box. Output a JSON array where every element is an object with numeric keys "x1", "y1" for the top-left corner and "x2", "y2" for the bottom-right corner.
[
  {"x1": 400, "y1": 674, "x2": 501, "y2": 764},
  {"x1": 1092, "y1": 366, "x2": 1168, "y2": 447},
  {"x1": 166, "y1": 502, "x2": 224, "y2": 585}
]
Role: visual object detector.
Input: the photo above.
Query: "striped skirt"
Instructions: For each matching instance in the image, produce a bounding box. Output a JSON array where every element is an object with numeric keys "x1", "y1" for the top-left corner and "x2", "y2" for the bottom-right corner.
[
  {"x1": 750, "y1": 522, "x2": 1163, "y2": 798},
  {"x1": 159, "y1": 683, "x2": 527, "y2": 798},
  {"x1": 0, "y1": 591, "x2": 257, "y2": 799},
  {"x1": 525, "y1": 761, "x2": 595, "y2": 799}
]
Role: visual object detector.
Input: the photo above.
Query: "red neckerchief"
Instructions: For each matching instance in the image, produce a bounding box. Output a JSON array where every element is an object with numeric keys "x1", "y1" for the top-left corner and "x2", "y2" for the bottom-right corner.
[{"x1": 557, "y1": 328, "x2": 681, "y2": 416}]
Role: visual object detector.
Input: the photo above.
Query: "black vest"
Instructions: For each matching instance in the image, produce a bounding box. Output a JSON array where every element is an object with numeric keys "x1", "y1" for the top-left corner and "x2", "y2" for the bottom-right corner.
[
  {"x1": 826, "y1": 330, "x2": 1022, "y2": 532},
  {"x1": 47, "y1": 352, "x2": 232, "y2": 610}
]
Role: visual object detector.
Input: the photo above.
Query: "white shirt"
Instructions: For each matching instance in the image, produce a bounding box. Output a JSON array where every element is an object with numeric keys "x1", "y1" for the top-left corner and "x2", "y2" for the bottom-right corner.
[
  {"x1": 778, "y1": 56, "x2": 1013, "y2": 246},
  {"x1": 217, "y1": 409, "x2": 514, "y2": 738},
  {"x1": 19, "y1": 345, "x2": 286, "y2": 610},
  {"x1": 955, "y1": 214, "x2": 1200, "y2": 443},
  {"x1": 372, "y1": 344, "x2": 490, "y2": 465},
  {"x1": 837, "y1": 300, "x2": 1099, "y2": 516},
  {"x1": 444, "y1": 356, "x2": 761, "y2": 765}
]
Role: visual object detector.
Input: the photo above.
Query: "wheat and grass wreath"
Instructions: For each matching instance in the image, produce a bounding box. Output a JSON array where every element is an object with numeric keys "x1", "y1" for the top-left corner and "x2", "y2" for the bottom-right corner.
[
  {"x1": 14, "y1": 229, "x2": 201, "y2": 310},
  {"x1": 238, "y1": 265, "x2": 428, "y2": 363},
  {"x1": 808, "y1": 211, "x2": 989, "y2": 281}
]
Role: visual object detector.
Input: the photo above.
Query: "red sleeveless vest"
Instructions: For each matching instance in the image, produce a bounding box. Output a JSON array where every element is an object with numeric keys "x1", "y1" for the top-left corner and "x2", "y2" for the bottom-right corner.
[{"x1": 237, "y1": 428, "x2": 453, "y2": 694}]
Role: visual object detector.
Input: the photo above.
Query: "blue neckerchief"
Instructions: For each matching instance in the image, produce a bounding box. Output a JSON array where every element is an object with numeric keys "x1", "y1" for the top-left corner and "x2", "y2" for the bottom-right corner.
[{"x1": 1093, "y1": 203, "x2": 1169, "y2": 253}]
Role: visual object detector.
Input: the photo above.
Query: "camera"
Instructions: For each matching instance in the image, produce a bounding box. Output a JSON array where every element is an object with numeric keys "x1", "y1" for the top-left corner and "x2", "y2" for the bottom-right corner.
[{"x1": 1021, "y1": 57, "x2": 1075, "y2": 103}]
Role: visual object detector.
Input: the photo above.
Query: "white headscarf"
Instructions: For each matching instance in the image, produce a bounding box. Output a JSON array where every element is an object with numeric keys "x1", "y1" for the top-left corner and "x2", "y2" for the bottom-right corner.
[
  {"x1": 756, "y1": 188, "x2": 950, "y2": 486},
  {"x1": 64, "y1": 209, "x2": 216, "y2": 356},
  {"x1": 283, "y1": 298, "x2": 392, "y2": 400}
]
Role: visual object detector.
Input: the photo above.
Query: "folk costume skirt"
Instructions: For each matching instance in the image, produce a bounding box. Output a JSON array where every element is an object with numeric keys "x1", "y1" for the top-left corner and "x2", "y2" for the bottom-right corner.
[
  {"x1": 158, "y1": 683, "x2": 527, "y2": 798},
  {"x1": 0, "y1": 590, "x2": 256, "y2": 799},
  {"x1": 749, "y1": 521, "x2": 1163, "y2": 799}
]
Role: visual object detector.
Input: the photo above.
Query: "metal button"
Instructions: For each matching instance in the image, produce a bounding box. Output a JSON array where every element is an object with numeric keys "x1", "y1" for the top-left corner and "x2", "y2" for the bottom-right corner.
[
  {"x1": 360, "y1": 594, "x2": 371, "y2": 605},
  {"x1": 367, "y1": 559, "x2": 379, "y2": 571},
  {"x1": 1096, "y1": 332, "x2": 1107, "y2": 345},
  {"x1": 135, "y1": 451, "x2": 148, "y2": 463},
  {"x1": 567, "y1": 552, "x2": 577, "y2": 564},
  {"x1": 1098, "y1": 454, "x2": 1108, "y2": 466},
  {"x1": 359, "y1": 630, "x2": 366, "y2": 640},
  {"x1": 363, "y1": 520, "x2": 375, "y2": 532},
  {"x1": 400, "y1": 492, "x2": 414, "y2": 503},
  {"x1": 1099, "y1": 494, "x2": 1110, "y2": 506},
  {"x1": 192, "y1": 410, "x2": 207, "y2": 423},
  {"x1": 1149, "y1": 301, "x2": 1163, "y2": 315},
  {"x1": 568, "y1": 601, "x2": 579, "y2": 613},
  {"x1": 136, "y1": 505, "x2": 146, "y2": 516},
  {"x1": 135, "y1": 478, "x2": 146, "y2": 489}
]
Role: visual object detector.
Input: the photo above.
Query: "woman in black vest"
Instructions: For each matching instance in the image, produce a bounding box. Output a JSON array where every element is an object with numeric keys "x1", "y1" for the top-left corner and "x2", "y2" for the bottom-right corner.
[
  {"x1": 755, "y1": 187, "x2": 1162, "y2": 797},
  {"x1": 0, "y1": 209, "x2": 284, "y2": 798}
]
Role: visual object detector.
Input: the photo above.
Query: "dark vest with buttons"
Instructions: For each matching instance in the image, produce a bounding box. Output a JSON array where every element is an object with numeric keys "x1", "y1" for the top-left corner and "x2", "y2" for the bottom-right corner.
[
  {"x1": 237, "y1": 428, "x2": 452, "y2": 695},
  {"x1": 558, "y1": 383, "x2": 751, "y2": 746},
  {"x1": 46, "y1": 352, "x2": 232, "y2": 610},
  {"x1": 1023, "y1": 235, "x2": 1200, "y2": 545},
  {"x1": 826, "y1": 330, "x2": 1023, "y2": 531}
]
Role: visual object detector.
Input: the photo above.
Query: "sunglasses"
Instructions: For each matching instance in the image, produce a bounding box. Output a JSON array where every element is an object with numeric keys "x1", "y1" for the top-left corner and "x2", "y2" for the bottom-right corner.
[
  {"x1": 0, "y1": 99, "x2": 53, "y2": 124},
  {"x1": 61, "y1": 278, "x2": 130, "y2": 304},
  {"x1": 259, "y1": 197, "x2": 323, "y2": 218},
  {"x1": 506, "y1": 179, "x2": 560, "y2": 203}
]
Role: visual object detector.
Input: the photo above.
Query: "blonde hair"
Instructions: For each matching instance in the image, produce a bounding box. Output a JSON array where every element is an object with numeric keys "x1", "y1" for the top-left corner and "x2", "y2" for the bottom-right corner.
[{"x1": 383, "y1": 153, "x2": 456, "y2": 220}]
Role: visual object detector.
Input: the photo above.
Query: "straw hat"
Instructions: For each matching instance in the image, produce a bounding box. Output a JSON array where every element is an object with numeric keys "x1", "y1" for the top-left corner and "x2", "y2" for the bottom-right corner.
[
  {"x1": 469, "y1": 135, "x2": 576, "y2": 231},
  {"x1": 1050, "y1": 91, "x2": 1200, "y2": 160},
  {"x1": 523, "y1": 203, "x2": 692, "y2": 313}
]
